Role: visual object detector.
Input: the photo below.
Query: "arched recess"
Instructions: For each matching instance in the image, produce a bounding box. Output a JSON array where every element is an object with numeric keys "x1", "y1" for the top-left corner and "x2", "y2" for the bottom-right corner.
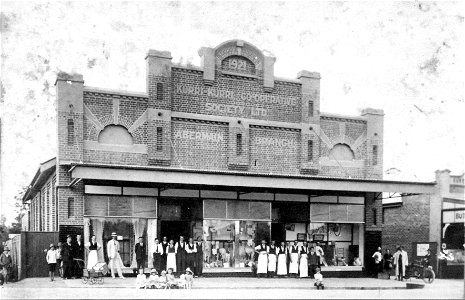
[
  {"x1": 98, "y1": 125, "x2": 134, "y2": 145},
  {"x1": 329, "y1": 143, "x2": 355, "y2": 161}
]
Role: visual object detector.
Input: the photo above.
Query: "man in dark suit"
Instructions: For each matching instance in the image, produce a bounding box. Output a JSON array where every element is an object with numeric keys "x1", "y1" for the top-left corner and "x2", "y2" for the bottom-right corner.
[
  {"x1": 62, "y1": 235, "x2": 74, "y2": 279},
  {"x1": 73, "y1": 234, "x2": 84, "y2": 278},
  {"x1": 134, "y1": 236, "x2": 146, "y2": 273},
  {"x1": 161, "y1": 236, "x2": 168, "y2": 271}
]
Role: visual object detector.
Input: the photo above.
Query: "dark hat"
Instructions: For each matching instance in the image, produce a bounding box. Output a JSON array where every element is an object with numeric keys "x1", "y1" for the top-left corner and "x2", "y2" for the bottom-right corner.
[{"x1": 66, "y1": 235, "x2": 72, "y2": 238}]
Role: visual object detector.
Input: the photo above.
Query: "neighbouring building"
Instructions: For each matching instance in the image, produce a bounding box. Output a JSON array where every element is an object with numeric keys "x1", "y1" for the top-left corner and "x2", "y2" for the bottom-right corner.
[
  {"x1": 22, "y1": 40, "x2": 435, "y2": 275},
  {"x1": 383, "y1": 170, "x2": 464, "y2": 278}
]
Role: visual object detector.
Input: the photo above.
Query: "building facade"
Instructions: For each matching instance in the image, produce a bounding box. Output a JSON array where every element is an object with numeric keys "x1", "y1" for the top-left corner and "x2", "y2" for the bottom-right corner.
[
  {"x1": 23, "y1": 40, "x2": 434, "y2": 274},
  {"x1": 383, "y1": 170, "x2": 464, "y2": 278}
]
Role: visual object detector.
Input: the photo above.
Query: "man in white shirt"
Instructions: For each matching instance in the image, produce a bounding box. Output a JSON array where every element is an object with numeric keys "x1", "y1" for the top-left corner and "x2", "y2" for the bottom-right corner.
[
  {"x1": 152, "y1": 238, "x2": 164, "y2": 272},
  {"x1": 185, "y1": 237, "x2": 197, "y2": 272}
]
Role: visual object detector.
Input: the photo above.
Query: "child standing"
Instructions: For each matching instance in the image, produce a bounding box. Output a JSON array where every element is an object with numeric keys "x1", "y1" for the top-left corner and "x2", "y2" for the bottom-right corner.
[
  {"x1": 314, "y1": 268, "x2": 324, "y2": 290},
  {"x1": 135, "y1": 268, "x2": 146, "y2": 289},
  {"x1": 46, "y1": 244, "x2": 58, "y2": 281},
  {"x1": 185, "y1": 267, "x2": 194, "y2": 289}
]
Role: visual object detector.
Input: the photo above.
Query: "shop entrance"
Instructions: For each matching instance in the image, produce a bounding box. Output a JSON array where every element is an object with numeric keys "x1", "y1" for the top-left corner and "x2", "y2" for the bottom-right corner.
[
  {"x1": 271, "y1": 223, "x2": 286, "y2": 243},
  {"x1": 160, "y1": 220, "x2": 191, "y2": 241}
]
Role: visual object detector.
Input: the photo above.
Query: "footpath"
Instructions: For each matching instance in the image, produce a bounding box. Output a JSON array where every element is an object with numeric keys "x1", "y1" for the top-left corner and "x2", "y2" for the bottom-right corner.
[{"x1": 1, "y1": 277, "x2": 463, "y2": 299}]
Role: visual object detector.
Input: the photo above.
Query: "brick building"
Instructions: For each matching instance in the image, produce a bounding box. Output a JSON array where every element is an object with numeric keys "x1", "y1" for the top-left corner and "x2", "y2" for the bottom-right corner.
[
  {"x1": 22, "y1": 40, "x2": 435, "y2": 275},
  {"x1": 383, "y1": 170, "x2": 464, "y2": 278}
]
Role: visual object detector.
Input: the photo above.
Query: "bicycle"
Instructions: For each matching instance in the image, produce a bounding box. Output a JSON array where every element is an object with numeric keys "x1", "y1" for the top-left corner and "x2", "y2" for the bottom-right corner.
[{"x1": 404, "y1": 259, "x2": 435, "y2": 284}]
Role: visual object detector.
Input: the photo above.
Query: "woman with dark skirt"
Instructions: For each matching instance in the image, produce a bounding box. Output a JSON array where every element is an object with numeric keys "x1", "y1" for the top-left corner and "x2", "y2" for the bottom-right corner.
[{"x1": 383, "y1": 249, "x2": 393, "y2": 279}]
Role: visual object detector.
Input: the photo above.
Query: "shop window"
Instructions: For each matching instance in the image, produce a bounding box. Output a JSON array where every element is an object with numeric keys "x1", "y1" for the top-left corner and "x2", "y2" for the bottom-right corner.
[
  {"x1": 372, "y1": 145, "x2": 378, "y2": 165},
  {"x1": 329, "y1": 143, "x2": 354, "y2": 161},
  {"x1": 236, "y1": 133, "x2": 242, "y2": 156},
  {"x1": 98, "y1": 125, "x2": 134, "y2": 145},
  {"x1": 156, "y1": 83, "x2": 163, "y2": 101},
  {"x1": 156, "y1": 127, "x2": 163, "y2": 151},
  {"x1": 308, "y1": 140, "x2": 313, "y2": 161},
  {"x1": 309, "y1": 101, "x2": 314, "y2": 117},
  {"x1": 67, "y1": 119, "x2": 74, "y2": 145},
  {"x1": 68, "y1": 197, "x2": 75, "y2": 218}
]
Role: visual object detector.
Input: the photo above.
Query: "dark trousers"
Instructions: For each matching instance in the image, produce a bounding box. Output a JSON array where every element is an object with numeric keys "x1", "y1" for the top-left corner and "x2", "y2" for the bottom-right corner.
[
  {"x1": 309, "y1": 264, "x2": 317, "y2": 278},
  {"x1": 136, "y1": 259, "x2": 145, "y2": 272},
  {"x1": 161, "y1": 254, "x2": 167, "y2": 271},
  {"x1": 186, "y1": 253, "x2": 195, "y2": 271},
  {"x1": 74, "y1": 259, "x2": 83, "y2": 278},
  {"x1": 62, "y1": 261, "x2": 73, "y2": 279},
  {"x1": 195, "y1": 252, "x2": 203, "y2": 276},
  {"x1": 176, "y1": 251, "x2": 186, "y2": 274},
  {"x1": 153, "y1": 253, "x2": 162, "y2": 272}
]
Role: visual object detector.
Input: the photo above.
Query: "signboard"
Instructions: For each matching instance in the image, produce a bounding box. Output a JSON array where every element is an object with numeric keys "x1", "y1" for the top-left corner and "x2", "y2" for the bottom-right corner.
[
  {"x1": 313, "y1": 234, "x2": 325, "y2": 241},
  {"x1": 297, "y1": 233, "x2": 306, "y2": 241},
  {"x1": 442, "y1": 210, "x2": 465, "y2": 223},
  {"x1": 416, "y1": 243, "x2": 430, "y2": 256}
]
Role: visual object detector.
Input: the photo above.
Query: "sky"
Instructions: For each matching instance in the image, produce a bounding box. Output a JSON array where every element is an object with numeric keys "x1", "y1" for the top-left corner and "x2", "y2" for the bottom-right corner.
[{"x1": 0, "y1": 1, "x2": 464, "y2": 224}]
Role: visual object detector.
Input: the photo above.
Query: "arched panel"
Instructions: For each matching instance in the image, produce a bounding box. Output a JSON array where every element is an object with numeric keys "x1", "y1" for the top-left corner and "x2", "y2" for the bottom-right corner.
[
  {"x1": 98, "y1": 125, "x2": 134, "y2": 145},
  {"x1": 329, "y1": 143, "x2": 355, "y2": 161}
]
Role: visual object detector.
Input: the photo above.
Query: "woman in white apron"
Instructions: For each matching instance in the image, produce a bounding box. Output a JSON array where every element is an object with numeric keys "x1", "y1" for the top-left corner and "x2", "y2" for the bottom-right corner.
[
  {"x1": 299, "y1": 242, "x2": 309, "y2": 278},
  {"x1": 267, "y1": 241, "x2": 278, "y2": 278},
  {"x1": 288, "y1": 240, "x2": 300, "y2": 277},
  {"x1": 255, "y1": 240, "x2": 268, "y2": 278},
  {"x1": 277, "y1": 242, "x2": 288, "y2": 277},
  {"x1": 85, "y1": 235, "x2": 101, "y2": 269},
  {"x1": 166, "y1": 240, "x2": 177, "y2": 272}
]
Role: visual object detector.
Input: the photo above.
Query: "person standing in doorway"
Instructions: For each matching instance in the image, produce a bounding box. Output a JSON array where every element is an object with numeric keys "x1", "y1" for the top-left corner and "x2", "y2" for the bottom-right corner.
[
  {"x1": 254, "y1": 240, "x2": 268, "y2": 278},
  {"x1": 267, "y1": 240, "x2": 278, "y2": 278},
  {"x1": 46, "y1": 244, "x2": 58, "y2": 281},
  {"x1": 134, "y1": 236, "x2": 146, "y2": 274},
  {"x1": 56, "y1": 242, "x2": 63, "y2": 278},
  {"x1": 175, "y1": 236, "x2": 187, "y2": 275},
  {"x1": 185, "y1": 237, "x2": 197, "y2": 272},
  {"x1": 152, "y1": 238, "x2": 164, "y2": 272},
  {"x1": 315, "y1": 242, "x2": 326, "y2": 267},
  {"x1": 107, "y1": 232, "x2": 125, "y2": 279},
  {"x1": 0, "y1": 247, "x2": 13, "y2": 284},
  {"x1": 62, "y1": 235, "x2": 74, "y2": 279},
  {"x1": 195, "y1": 237, "x2": 203, "y2": 277},
  {"x1": 299, "y1": 241, "x2": 309, "y2": 278},
  {"x1": 73, "y1": 234, "x2": 84, "y2": 279},
  {"x1": 372, "y1": 246, "x2": 383, "y2": 278},
  {"x1": 276, "y1": 242, "x2": 288, "y2": 277},
  {"x1": 308, "y1": 246, "x2": 319, "y2": 278},
  {"x1": 161, "y1": 236, "x2": 169, "y2": 271},
  {"x1": 288, "y1": 240, "x2": 300, "y2": 277}
]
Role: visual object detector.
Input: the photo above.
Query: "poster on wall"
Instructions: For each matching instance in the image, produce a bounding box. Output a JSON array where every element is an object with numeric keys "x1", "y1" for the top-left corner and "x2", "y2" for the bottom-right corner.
[{"x1": 417, "y1": 243, "x2": 430, "y2": 256}]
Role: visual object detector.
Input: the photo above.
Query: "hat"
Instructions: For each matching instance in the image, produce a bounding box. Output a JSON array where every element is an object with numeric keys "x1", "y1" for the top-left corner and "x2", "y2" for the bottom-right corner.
[
  {"x1": 186, "y1": 267, "x2": 192, "y2": 273},
  {"x1": 150, "y1": 269, "x2": 157, "y2": 273},
  {"x1": 3, "y1": 247, "x2": 10, "y2": 252},
  {"x1": 111, "y1": 232, "x2": 117, "y2": 237},
  {"x1": 49, "y1": 243, "x2": 55, "y2": 249},
  {"x1": 377, "y1": 247, "x2": 381, "y2": 251},
  {"x1": 66, "y1": 235, "x2": 72, "y2": 238},
  {"x1": 161, "y1": 270, "x2": 166, "y2": 274},
  {"x1": 315, "y1": 267, "x2": 321, "y2": 272}
]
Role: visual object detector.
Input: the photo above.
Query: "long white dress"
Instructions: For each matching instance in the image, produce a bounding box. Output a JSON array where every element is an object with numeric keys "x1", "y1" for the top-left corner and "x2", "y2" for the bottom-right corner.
[
  {"x1": 166, "y1": 245, "x2": 177, "y2": 272},
  {"x1": 255, "y1": 244, "x2": 268, "y2": 274},
  {"x1": 299, "y1": 246, "x2": 308, "y2": 278},
  {"x1": 267, "y1": 246, "x2": 277, "y2": 272},
  {"x1": 277, "y1": 246, "x2": 287, "y2": 275},
  {"x1": 288, "y1": 245, "x2": 299, "y2": 274}
]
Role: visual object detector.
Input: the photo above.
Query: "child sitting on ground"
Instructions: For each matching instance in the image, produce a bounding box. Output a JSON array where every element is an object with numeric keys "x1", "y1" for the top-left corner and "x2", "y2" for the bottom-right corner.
[
  {"x1": 146, "y1": 269, "x2": 159, "y2": 289},
  {"x1": 314, "y1": 268, "x2": 324, "y2": 290},
  {"x1": 185, "y1": 267, "x2": 194, "y2": 289},
  {"x1": 158, "y1": 270, "x2": 168, "y2": 289},
  {"x1": 135, "y1": 268, "x2": 147, "y2": 289},
  {"x1": 166, "y1": 268, "x2": 177, "y2": 289}
]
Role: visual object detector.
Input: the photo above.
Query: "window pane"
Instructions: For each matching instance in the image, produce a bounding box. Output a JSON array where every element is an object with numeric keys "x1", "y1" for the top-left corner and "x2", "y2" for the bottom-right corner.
[
  {"x1": 133, "y1": 197, "x2": 157, "y2": 218},
  {"x1": 310, "y1": 204, "x2": 329, "y2": 222},
  {"x1": 312, "y1": 196, "x2": 337, "y2": 203},
  {"x1": 108, "y1": 196, "x2": 132, "y2": 216},
  {"x1": 227, "y1": 201, "x2": 249, "y2": 219},
  {"x1": 85, "y1": 196, "x2": 108, "y2": 216},
  {"x1": 339, "y1": 196, "x2": 364, "y2": 205},
  {"x1": 347, "y1": 205, "x2": 364, "y2": 223},
  {"x1": 203, "y1": 200, "x2": 227, "y2": 219},
  {"x1": 329, "y1": 204, "x2": 347, "y2": 222},
  {"x1": 248, "y1": 202, "x2": 271, "y2": 220}
]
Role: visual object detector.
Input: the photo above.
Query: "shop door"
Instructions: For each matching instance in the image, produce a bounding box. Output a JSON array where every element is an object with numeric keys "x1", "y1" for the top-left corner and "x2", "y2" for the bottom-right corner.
[
  {"x1": 271, "y1": 223, "x2": 286, "y2": 244},
  {"x1": 365, "y1": 231, "x2": 382, "y2": 270},
  {"x1": 160, "y1": 220, "x2": 191, "y2": 242}
]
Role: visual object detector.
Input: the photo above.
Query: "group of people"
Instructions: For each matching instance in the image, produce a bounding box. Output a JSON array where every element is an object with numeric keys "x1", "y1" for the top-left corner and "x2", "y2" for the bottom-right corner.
[
  {"x1": 253, "y1": 240, "x2": 325, "y2": 279},
  {"x1": 45, "y1": 234, "x2": 85, "y2": 281},
  {"x1": 135, "y1": 267, "x2": 194, "y2": 289},
  {"x1": 372, "y1": 246, "x2": 410, "y2": 281}
]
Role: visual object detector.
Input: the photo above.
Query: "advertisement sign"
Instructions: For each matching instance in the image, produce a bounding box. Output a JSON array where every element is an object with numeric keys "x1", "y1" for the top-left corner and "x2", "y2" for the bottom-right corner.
[{"x1": 417, "y1": 243, "x2": 430, "y2": 256}]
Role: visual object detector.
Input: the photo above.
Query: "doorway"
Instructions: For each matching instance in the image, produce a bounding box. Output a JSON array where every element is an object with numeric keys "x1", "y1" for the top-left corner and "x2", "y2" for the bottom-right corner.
[
  {"x1": 271, "y1": 223, "x2": 285, "y2": 243},
  {"x1": 160, "y1": 220, "x2": 191, "y2": 242}
]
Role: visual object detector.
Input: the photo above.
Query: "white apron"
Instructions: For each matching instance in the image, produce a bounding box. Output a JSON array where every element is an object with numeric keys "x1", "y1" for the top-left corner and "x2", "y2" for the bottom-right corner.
[
  {"x1": 87, "y1": 250, "x2": 98, "y2": 269},
  {"x1": 257, "y1": 251, "x2": 268, "y2": 274},
  {"x1": 167, "y1": 252, "x2": 176, "y2": 272},
  {"x1": 289, "y1": 250, "x2": 299, "y2": 274},
  {"x1": 277, "y1": 249, "x2": 287, "y2": 275},
  {"x1": 268, "y1": 254, "x2": 277, "y2": 272},
  {"x1": 299, "y1": 253, "x2": 308, "y2": 277}
]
